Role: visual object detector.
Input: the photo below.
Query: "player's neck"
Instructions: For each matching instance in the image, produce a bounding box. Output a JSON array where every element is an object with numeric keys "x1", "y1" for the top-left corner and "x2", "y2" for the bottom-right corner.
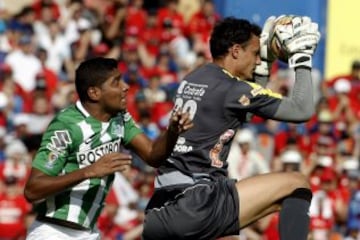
[
  {"x1": 82, "y1": 102, "x2": 112, "y2": 122},
  {"x1": 213, "y1": 57, "x2": 237, "y2": 77}
]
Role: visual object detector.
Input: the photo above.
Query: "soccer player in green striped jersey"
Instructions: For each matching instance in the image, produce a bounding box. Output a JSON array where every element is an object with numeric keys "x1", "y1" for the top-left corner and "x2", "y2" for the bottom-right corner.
[{"x1": 24, "y1": 57, "x2": 193, "y2": 240}]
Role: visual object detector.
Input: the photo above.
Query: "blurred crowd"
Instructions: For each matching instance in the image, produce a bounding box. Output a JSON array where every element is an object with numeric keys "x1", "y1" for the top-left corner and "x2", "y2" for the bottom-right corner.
[{"x1": 0, "y1": 0, "x2": 359, "y2": 240}]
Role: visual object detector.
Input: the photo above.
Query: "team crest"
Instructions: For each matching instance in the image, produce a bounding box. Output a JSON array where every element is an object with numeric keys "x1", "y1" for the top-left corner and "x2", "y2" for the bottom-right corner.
[
  {"x1": 239, "y1": 95, "x2": 250, "y2": 106},
  {"x1": 46, "y1": 151, "x2": 59, "y2": 169},
  {"x1": 111, "y1": 123, "x2": 122, "y2": 135},
  {"x1": 123, "y1": 112, "x2": 132, "y2": 122}
]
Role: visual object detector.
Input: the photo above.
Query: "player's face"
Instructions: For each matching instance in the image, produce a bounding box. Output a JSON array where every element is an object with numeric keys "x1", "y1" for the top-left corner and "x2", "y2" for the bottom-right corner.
[
  {"x1": 99, "y1": 69, "x2": 129, "y2": 114},
  {"x1": 235, "y1": 34, "x2": 261, "y2": 79}
]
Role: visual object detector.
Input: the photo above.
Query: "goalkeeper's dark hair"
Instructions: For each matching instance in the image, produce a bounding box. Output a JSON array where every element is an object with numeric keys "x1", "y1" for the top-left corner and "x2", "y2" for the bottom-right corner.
[
  {"x1": 210, "y1": 17, "x2": 261, "y2": 59},
  {"x1": 75, "y1": 57, "x2": 118, "y2": 102}
]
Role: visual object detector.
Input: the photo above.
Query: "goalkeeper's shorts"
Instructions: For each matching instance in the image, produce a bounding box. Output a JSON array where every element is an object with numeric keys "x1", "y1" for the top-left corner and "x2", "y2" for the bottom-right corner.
[{"x1": 142, "y1": 177, "x2": 240, "y2": 240}]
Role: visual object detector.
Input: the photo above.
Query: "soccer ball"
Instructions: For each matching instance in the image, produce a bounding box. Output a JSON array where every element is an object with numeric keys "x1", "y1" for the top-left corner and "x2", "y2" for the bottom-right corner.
[{"x1": 268, "y1": 15, "x2": 298, "y2": 62}]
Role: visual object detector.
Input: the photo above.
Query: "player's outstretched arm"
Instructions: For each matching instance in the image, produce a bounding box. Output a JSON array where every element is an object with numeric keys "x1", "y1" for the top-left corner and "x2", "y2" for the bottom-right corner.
[
  {"x1": 24, "y1": 152, "x2": 132, "y2": 203},
  {"x1": 128, "y1": 109, "x2": 194, "y2": 168},
  {"x1": 271, "y1": 16, "x2": 321, "y2": 122}
]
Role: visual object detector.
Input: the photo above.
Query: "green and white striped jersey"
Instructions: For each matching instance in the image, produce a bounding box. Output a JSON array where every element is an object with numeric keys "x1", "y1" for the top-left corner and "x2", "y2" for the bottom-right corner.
[{"x1": 32, "y1": 101, "x2": 142, "y2": 229}]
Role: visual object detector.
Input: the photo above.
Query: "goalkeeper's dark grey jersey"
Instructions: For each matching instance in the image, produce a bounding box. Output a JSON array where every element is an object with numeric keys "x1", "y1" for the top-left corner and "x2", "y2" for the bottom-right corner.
[
  {"x1": 155, "y1": 62, "x2": 312, "y2": 189},
  {"x1": 32, "y1": 101, "x2": 142, "y2": 229}
]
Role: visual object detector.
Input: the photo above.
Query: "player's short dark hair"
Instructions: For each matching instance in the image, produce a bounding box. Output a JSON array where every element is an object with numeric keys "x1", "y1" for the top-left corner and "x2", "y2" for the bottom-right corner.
[
  {"x1": 209, "y1": 17, "x2": 261, "y2": 59},
  {"x1": 75, "y1": 57, "x2": 118, "y2": 102}
]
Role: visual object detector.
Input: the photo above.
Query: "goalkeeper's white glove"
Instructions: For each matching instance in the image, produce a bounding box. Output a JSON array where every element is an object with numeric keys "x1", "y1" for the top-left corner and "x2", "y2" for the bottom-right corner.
[
  {"x1": 274, "y1": 16, "x2": 321, "y2": 68},
  {"x1": 254, "y1": 16, "x2": 276, "y2": 76}
]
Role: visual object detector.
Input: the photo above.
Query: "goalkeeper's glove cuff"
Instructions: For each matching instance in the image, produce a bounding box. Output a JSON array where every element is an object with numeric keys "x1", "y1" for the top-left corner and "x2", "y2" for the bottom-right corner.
[
  {"x1": 254, "y1": 60, "x2": 272, "y2": 76},
  {"x1": 288, "y1": 53, "x2": 312, "y2": 69}
]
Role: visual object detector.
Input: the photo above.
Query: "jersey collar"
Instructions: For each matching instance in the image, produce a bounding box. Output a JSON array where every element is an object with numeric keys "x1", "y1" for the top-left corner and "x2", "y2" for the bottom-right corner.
[
  {"x1": 75, "y1": 100, "x2": 90, "y2": 118},
  {"x1": 221, "y1": 68, "x2": 243, "y2": 81}
]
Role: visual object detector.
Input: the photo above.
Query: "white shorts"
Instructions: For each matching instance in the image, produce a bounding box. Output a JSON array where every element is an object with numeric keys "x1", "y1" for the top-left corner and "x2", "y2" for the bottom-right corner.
[{"x1": 26, "y1": 220, "x2": 101, "y2": 240}]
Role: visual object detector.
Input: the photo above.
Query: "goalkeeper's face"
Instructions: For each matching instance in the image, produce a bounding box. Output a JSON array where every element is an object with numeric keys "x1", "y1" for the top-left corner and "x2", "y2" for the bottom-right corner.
[{"x1": 233, "y1": 34, "x2": 261, "y2": 80}]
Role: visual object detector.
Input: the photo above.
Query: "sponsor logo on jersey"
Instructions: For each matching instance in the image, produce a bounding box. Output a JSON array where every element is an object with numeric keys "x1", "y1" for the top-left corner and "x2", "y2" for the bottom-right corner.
[
  {"x1": 85, "y1": 133, "x2": 96, "y2": 144},
  {"x1": 173, "y1": 137, "x2": 193, "y2": 153},
  {"x1": 238, "y1": 95, "x2": 250, "y2": 106},
  {"x1": 47, "y1": 130, "x2": 72, "y2": 152},
  {"x1": 177, "y1": 80, "x2": 207, "y2": 97},
  {"x1": 177, "y1": 80, "x2": 187, "y2": 94},
  {"x1": 183, "y1": 85, "x2": 206, "y2": 97},
  {"x1": 77, "y1": 140, "x2": 121, "y2": 165},
  {"x1": 250, "y1": 86, "x2": 263, "y2": 97},
  {"x1": 177, "y1": 137, "x2": 186, "y2": 144},
  {"x1": 174, "y1": 144, "x2": 193, "y2": 153}
]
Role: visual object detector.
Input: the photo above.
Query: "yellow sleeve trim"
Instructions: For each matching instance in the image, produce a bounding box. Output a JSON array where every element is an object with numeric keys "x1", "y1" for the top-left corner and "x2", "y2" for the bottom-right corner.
[
  {"x1": 221, "y1": 69, "x2": 282, "y2": 99},
  {"x1": 245, "y1": 81, "x2": 283, "y2": 99}
]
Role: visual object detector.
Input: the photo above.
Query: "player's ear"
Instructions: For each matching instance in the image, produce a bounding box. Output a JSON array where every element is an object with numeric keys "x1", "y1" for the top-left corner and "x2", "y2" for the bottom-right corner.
[
  {"x1": 87, "y1": 86, "x2": 101, "y2": 101},
  {"x1": 230, "y1": 44, "x2": 241, "y2": 59}
]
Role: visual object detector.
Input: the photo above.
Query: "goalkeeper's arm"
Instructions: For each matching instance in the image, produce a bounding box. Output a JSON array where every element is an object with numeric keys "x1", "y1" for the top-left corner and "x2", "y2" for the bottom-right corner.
[
  {"x1": 271, "y1": 17, "x2": 320, "y2": 122},
  {"x1": 272, "y1": 67, "x2": 314, "y2": 122}
]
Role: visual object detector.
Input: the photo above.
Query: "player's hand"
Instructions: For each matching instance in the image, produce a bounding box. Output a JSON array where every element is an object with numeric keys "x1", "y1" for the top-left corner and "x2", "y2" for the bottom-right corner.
[
  {"x1": 273, "y1": 16, "x2": 319, "y2": 53},
  {"x1": 260, "y1": 15, "x2": 277, "y2": 61},
  {"x1": 168, "y1": 108, "x2": 194, "y2": 135},
  {"x1": 283, "y1": 25, "x2": 320, "y2": 55},
  {"x1": 276, "y1": 16, "x2": 321, "y2": 69},
  {"x1": 86, "y1": 152, "x2": 132, "y2": 178},
  {"x1": 255, "y1": 16, "x2": 276, "y2": 76},
  {"x1": 287, "y1": 28, "x2": 320, "y2": 69}
]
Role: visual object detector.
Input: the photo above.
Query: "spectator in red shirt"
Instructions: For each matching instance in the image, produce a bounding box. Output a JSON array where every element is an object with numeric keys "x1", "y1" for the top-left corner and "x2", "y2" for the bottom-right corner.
[
  {"x1": 126, "y1": 84, "x2": 149, "y2": 122},
  {"x1": 157, "y1": 0, "x2": 186, "y2": 36},
  {"x1": 322, "y1": 60, "x2": 360, "y2": 98},
  {"x1": 0, "y1": 65, "x2": 27, "y2": 121},
  {"x1": 328, "y1": 78, "x2": 359, "y2": 122},
  {"x1": 118, "y1": 44, "x2": 141, "y2": 74},
  {"x1": 274, "y1": 123, "x2": 310, "y2": 157},
  {"x1": 187, "y1": 0, "x2": 220, "y2": 55},
  {"x1": 33, "y1": 50, "x2": 58, "y2": 102},
  {"x1": 308, "y1": 110, "x2": 338, "y2": 154},
  {"x1": 32, "y1": 0, "x2": 60, "y2": 21},
  {"x1": 151, "y1": 100, "x2": 174, "y2": 131},
  {"x1": 141, "y1": 10, "x2": 162, "y2": 57},
  {"x1": 0, "y1": 176, "x2": 31, "y2": 240},
  {"x1": 309, "y1": 167, "x2": 347, "y2": 240},
  {"x1": 337, "y1": 157, "x2": 359, "y2": 204},
  {"x1": 102, "y1": 1, "x2": 126, "y2": 45},
  {"x1": 0, "y1": 139, "x2": 30, "y2": 187},
  {"x1": 155, "y1": 51, "x2": 178, "y2": 86},
  {"x1": 125, "y1": 0, "x2": 147, "y2": 33},
  {"x1": 306, "y1": 97, "x2": 331, "y2": 136}
]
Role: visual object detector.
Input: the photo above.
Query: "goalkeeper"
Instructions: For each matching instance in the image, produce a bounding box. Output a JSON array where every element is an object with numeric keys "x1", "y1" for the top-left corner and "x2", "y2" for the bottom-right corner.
[{"x1": 142, "y1": 16, "x2": 320, "y2": 240}]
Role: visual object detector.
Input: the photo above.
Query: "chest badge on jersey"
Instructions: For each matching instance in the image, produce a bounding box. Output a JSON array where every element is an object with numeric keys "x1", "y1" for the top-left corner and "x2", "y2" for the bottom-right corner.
[
  {"x1": 239, "y1": 95, "x2": 250, "y2": 106},
  {"x1": 110, "y1": 123, "x2": 122, "y2": 136}
]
